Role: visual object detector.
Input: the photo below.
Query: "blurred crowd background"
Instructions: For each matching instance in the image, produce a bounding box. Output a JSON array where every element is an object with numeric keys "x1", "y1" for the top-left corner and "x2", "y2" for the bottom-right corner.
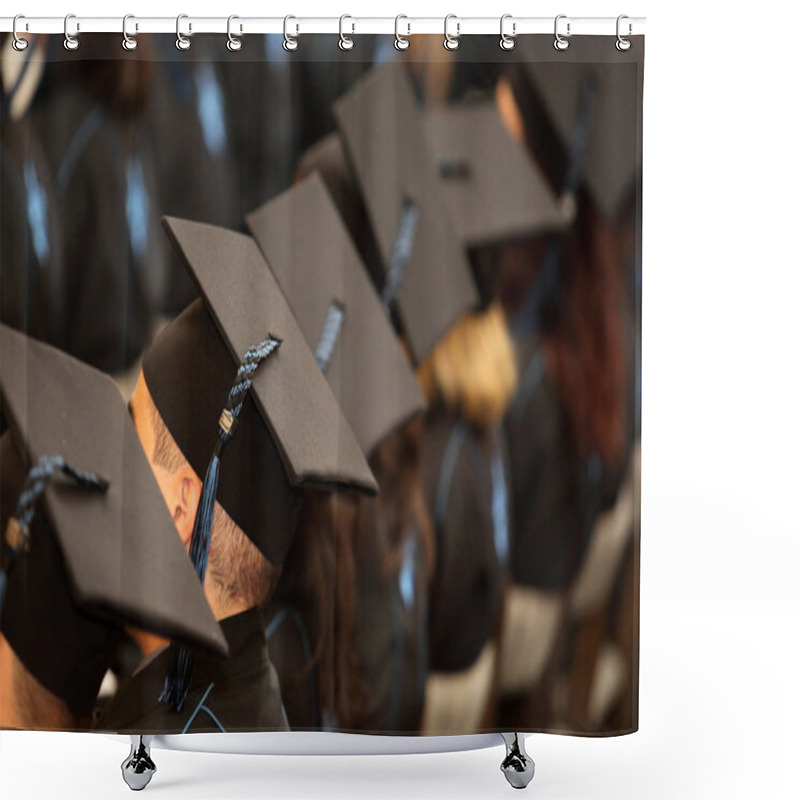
[{"x1": 1, "y1": 32, "x2": 641, "y2": 736}]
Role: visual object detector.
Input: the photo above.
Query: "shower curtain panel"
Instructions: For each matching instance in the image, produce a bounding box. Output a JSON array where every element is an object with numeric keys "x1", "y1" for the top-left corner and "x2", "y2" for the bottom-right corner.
[{"x1": 0, "y1": 19, "x2": 643, "y2": 791}]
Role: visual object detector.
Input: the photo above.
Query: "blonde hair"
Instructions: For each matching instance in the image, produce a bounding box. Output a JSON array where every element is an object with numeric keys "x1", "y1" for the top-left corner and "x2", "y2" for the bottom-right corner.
[{"x1": 417, "y1": 302, "x2": 518, "y2": 430}]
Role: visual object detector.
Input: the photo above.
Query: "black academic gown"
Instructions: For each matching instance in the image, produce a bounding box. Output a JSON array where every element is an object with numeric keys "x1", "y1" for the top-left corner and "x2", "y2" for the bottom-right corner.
[
  {"x1": 215, "y1": 35, "x2": 303, "y2": 218},
  {"x1": 33, "y1": 81, "x2": 166, "y2": 373},
  {"x1": 295, "y1": 37, "x2": 382, "y2": 156},
  {"x1": 352, "y1": 494, "x2": 429, "y2": 733},
  {"x1": 262, "y1": 597, "x2": 320, "y2": 730},
  {"x1": 422, "y1": 409, "x2": 507, "y2": 674},
  {"x1": 0, "y1": 112, "x2": 66, "y2": 350},
  {"x1": 503, "y1": 338, "x2": 599, "y2": 591},
  {"x1": 146, "y1": 39, "x2": 239, "y2": 314},
  {"x1": 96, "y1": 607, "x2": 288, "y2": 734},
  {"x1": 503, "y1": 336, "x2": 625, "y2": 592},
  {"x1": 264, "y1": 502, "x2": 428, "y2": 734}
]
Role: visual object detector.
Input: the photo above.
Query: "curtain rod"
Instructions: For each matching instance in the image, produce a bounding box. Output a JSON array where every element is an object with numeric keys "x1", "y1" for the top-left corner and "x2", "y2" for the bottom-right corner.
[{"x1": 0, "y1": 16, "x2": 646, "y2": 37}]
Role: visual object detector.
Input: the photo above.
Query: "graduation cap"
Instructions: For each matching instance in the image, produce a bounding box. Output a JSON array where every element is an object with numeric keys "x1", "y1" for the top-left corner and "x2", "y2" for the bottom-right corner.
[
  {"x1": 422, "y1": 102, "x2": 566, "y2": 251},
  {"x1": 0, "y1": 324, "x2": 228, "y2": 713},
  {"x1": 423, "y1": 102, "x2": 568, "y2": 303},
  {"x1": 330, "y1": 63, "x2": 480, "y2": 366},
  {"x1": 245, "y1": 173, "x2": 427, "y2": 458},
  {"x1": 296, "y1": 132, "x2": 381, "y2": 280},
  {"x1": 510, "y1": 58, "x2": 641, "y2": 220},
  {"x1": 147, "y1": 216, "x2": 378, "y2": 561},
  {"x1": 145, "y1": 217, "x2": 378, "y2": 709}
]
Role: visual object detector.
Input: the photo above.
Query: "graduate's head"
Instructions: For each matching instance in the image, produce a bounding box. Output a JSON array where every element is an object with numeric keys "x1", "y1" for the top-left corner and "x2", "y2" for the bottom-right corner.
[
  {"x1": 245, "y1": 179, "x2": 435, "y2": 729},
  {"x1": 421, "y1": 102, "x2": 567, "y2": 309},
  {"x1": 296, "y1": 64, "x2": 480, "y2": 369},
  {"x1": 128, "y1": 371, "x2": 279, "y2": 618},
  {"x1": 137, "y1": 218, "x2": 376, "y2": 712},
  {"x1": 246, "y1": 174, "x2": 427, "y2": 462},
  {"x1": 497, "y1": 56, "x2": 641, "y2": 224},
  {"x1": 497, "y1": 57, "x2": 635, "y2": 467},
  {"x1": 0, "y1": 324, "x2": 229, "y2": 722}
]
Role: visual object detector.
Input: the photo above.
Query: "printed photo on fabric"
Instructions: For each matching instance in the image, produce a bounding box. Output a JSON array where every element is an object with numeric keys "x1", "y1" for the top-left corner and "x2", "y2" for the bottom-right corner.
[{"x1": 0, "y1": 31, "x2": 643, "y2": 740}]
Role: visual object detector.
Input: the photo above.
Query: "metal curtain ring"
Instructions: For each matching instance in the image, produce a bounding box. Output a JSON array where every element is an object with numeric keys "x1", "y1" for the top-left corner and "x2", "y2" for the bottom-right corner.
[
  {"x1": 339, "y1": 14, "x2": 354, "y2": 50},
  {"x1": 122, "y1": 14, "x2": 138, "y2": 51},
  {"x1": 283, "y1": 15, "x2": 299, "y2": 51},
  {"x1": 394, "y1": 15, "x2": 410, "y2": 51},
  {"x1": 616, "y1": 14, "x2": 632, "y2": 51},
  {"x1": 176, "y1": 14, "x2": 191, "y2": 50},
  {"x1": 227, "y1": 15, "x2": 242, "y2": 51},
  {"x1": 444, "y1": 14, "x2": 460, "y2": 51},
  {"x1": 63, "y1": 13, "x2": 79, "y2": 51},
  {"x1": 12, "y1": 15, "x2": 29, "y2": 51},
  {"x1": 554, "y1": 14, "x2": 570, "y2": 51},
  {"x1": 499, "y1": 14, "x2": 516, "y2": 51}
]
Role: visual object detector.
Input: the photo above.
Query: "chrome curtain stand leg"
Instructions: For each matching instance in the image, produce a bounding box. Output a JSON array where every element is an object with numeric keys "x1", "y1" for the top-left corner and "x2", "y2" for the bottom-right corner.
[
  {"x1": 500, "y1": 733, "x2": 535, "y2": 789},
  {"x1": 121, "y1": 735, "x2": 157, "y2": 791}
]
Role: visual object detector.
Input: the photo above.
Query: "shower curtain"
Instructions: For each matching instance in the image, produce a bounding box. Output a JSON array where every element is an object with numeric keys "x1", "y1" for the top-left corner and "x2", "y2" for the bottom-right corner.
[{"x1": 0, "y1": 27, "x2": 643, "y2": 742}]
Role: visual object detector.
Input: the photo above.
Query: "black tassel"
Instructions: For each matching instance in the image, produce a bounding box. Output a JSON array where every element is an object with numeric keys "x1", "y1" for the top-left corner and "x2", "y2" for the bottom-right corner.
[
  {"x1": 160, "y1": 448, "x2": 220, "y2": 712},
  {"x1": 160, "y1": 335, "x2": 281, "y2": 713},
  {"x1": 159, "y1": 639, "x2": 195, "y2": 713},
  {"x1": 188, "y1": 448, "x2": 221, "y2": 583}
]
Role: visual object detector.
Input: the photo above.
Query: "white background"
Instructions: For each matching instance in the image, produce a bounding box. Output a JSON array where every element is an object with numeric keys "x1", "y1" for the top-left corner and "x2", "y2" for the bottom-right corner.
[{"x1": 2, "y1": 1, "x2": 799, "y2": 798}]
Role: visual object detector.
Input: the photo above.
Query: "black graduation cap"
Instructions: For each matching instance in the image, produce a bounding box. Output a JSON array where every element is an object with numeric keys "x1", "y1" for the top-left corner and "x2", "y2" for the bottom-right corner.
[
  {"x1": 0, "y1": 324, "x2": 228, "y2": 662},
  {"x1": 511, "y1": 56, "x2": 641, "y2": 220},
  {"x1": 422, "y1": 102, "x2": 566, "y2": 250},
  {"x1": 245, "y1": 173, "x2": 427, "y2": 458},
  {"x1": 330, "y1": 63, "x2": 480, "y2": 366},
  {"x1": 145, "y1": 218, "x2": 378, "y2": 710},
  {"x1": 296, "y1": 132, "x2": 381, "y2": 282},
  {"x1": 0, "y1": 429, "x2": 114, "y2": 718},
  {"x1": 144, "y1": 217, "x2": 377, "y2": 563}
]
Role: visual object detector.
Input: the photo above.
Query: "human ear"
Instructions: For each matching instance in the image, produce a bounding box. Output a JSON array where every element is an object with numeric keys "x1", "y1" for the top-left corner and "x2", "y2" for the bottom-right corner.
[{"x1": 174, "y1": 467, "x2": 201, "y2": 550}]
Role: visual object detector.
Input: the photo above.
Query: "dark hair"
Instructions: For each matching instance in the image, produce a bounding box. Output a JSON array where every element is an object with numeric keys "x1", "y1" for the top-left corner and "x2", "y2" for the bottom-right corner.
[
  {"x1": 543, "y1": 205, "x2": 627, "y2": 468},
  {"x1": 366, "y1": 418, "x2": 435, "y2": 583},
  {"x1": 273, "y1": 489, "x2": 364, "y2": 729},
  {"x1": 500, "y1": 65, "x2": 628, "y2": 468},
  {"x1": 275, "y1": 418, "x2": 436, "y2": 731}
]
